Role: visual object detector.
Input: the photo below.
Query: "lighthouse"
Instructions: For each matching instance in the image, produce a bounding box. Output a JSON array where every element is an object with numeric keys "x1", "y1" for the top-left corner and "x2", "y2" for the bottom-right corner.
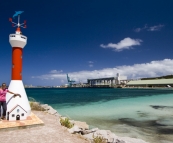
[{"x1": 6, "y1": 12, "x2": 31, "y2": 121}]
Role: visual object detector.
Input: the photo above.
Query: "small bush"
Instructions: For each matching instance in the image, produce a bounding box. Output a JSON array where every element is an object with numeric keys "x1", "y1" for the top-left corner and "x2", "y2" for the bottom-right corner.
[
  {"x1": 92, "y1": 134, "x2": 107, "y2": 143},
  {"x1": 30, "y1": 102, "x2": 45, "y2": 111},
  {"x1": 60, "y1": 117, "x2": 74, "y2": 129}
]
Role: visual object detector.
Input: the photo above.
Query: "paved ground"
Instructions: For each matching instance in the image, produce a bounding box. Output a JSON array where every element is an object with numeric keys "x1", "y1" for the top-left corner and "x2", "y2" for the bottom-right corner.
[
  {"x1": 0, "y1": 111, "x2": 89, "y2": 143},
  {"x1": 0, "y1": 112, "x2": 43, "y2": 130}
]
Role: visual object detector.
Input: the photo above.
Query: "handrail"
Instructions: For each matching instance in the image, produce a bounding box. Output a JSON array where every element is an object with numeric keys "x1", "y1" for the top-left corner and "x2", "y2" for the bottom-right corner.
[{"x1": 6, "y1": 94, "x2": 21, "y2": 105}]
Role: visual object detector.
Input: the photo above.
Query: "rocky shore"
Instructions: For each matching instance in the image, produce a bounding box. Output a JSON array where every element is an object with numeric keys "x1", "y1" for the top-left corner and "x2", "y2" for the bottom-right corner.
[{"x1": 40, "y1": 103, "x2": 149, "y2": 143}]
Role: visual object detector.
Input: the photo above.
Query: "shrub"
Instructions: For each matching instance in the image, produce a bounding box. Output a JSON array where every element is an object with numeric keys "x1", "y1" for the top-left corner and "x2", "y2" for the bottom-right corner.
[
  {"x1": 60, "y1": 117, "x2": 74, "y2": 129},
  {"x1": 92, "y1": 134, "x2": 107, "y2": 143},
  {"x1": 30, "y1": 101, "x2": 45, "y2": 111}
]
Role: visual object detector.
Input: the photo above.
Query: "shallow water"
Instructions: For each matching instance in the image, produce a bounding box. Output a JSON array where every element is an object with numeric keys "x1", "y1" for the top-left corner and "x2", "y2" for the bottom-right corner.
[{"x1": 26, "y1": 88, "x2": 173, "y2": 143}]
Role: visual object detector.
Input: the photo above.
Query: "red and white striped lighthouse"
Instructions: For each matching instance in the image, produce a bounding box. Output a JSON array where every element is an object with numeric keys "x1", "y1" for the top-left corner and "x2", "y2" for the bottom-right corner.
[
  {"x1": 6, "y1": 13, "x2": 31, "y2": 121},
  {"x1": 11, "y1": 27, "x2": 25, "y2": 80}
]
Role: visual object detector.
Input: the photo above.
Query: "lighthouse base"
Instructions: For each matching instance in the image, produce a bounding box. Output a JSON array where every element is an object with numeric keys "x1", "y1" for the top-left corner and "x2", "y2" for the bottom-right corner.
[
  {"x1": 0, "y1": 112, "x2": 44, "y2": 131},
  {"x1": 6, "y1": 80, "x2": 31, "y2": 121}
]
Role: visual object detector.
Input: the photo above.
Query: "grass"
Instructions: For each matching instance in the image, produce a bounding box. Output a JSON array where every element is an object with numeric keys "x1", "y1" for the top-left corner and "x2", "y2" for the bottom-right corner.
[
  {"x1": 29, "y1": 97, "x2": 45, "y2": 111},
  {"x1": 29, "y1": 101, "x2": 45, "y2": 111},
  {"x1": 92, "y1": 134, "x2": 107, "y2": 143},
  {"x1": 60, "y1": 117, "x2": 74, "y2": 129}
]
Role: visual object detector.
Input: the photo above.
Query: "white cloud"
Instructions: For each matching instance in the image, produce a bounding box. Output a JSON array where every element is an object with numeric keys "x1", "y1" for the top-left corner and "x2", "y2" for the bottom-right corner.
[
  {"x1": 88, "y1": 61, "x2": 94, "y2": 67},
  {"x1": 32, "y1": 59, "x2": 173, "y2": 84},
  {"x1": 134, "y1": 24, "x2": 148, "y2": 32},
  {"x1": 100, "y1": 37, "x2": 142, "y2": 52},
  {"x1": 148, "y1": 24, "x2": 164, "y2": 31},
  {"x1": 89, "y1": 64, "x2": 93, "y2": 67},
  {"x1": 88, "y1": 61, "x2": 94, "y2": 64},
  {"x1": 134, "y1": 28, "x2": 142, "y2": 32},
  {"x1": 49, "y1": 70, "x2": 63, "y2": 74},
  {"x1": 134, "y1": 24, "x2": 164, "y2": 32}
]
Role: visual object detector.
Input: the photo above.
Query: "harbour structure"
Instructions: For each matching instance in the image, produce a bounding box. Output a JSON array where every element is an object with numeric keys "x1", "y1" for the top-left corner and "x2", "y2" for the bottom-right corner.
[
  {"x1": 6, "y1": 12, "x2": 31, "y2": 121},
  {"x1": 87, "y1": 73, "x2": 128, "y2": 87},
  {"x1": 126, "y1": 78, "x2": 173, "y2": 87},
  {"x1": 67, "y1": 74, "x2": 75, "y2": 87}
]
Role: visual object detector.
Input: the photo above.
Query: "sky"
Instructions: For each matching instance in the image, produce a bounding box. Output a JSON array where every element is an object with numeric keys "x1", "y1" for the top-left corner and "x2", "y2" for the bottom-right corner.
[{"x1": 0, "y1": 0, "x2": 173, "y2": 86}]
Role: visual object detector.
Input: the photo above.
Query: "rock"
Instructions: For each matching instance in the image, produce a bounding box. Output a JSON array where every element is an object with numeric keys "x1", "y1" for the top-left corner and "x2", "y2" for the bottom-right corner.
[
  {"x1": 107, "y1": 133, "x2": 119, "y2": 142},
  {"x1": 81, "y1": 128, "x2": 99, "y2": 135},
  {"x1": 95, "y1": 130, "x2": 108, "y2": 138},
  {"x1": 114, "y1": 139, "x2": 126, "y2": 143},
  {"x1": 70, "y1": 120, "x2": 89, "y2": 130},
  {"x1": 83, "y1": 133, "x2": 94, "y2": 140},
  {"x1": 41, "y1": 104, "x2": 50, "y2": 110},
  {"x1": 68, "y1": 125, "x2": 82, "y2": 134},
  {"x1": 119, "y1": 136, "x2": 149, "y2": 143},
  {"x1": 81, "y1": 130, "x2": 93, "y2": 135},
  {"x1": 47, "y1": 106, "x2": 57, "y2": 115},
  {"x1": 54, "y1": 112, "x2": 61, "y2": 117},
  {"x1": 93, "y1": 129, "x2": 126, "y2": 143},
  {"x1": 91, "y1": 128, "x2": 99, "y2": 132}
]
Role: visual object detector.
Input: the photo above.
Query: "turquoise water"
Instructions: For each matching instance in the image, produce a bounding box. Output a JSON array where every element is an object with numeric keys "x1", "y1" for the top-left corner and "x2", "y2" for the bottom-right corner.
[{"x1": 26, "y1": 88, "x2": 173, "y2": 142}]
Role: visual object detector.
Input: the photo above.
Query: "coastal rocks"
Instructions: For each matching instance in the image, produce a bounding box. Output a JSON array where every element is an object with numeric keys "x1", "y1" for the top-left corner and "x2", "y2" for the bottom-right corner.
[
  {"x1": 60, "y1": 119, "x2": 89, "y2": 134},
  {"x1": 47, "y1": 106, "x2": 58, "y2": 115},
  {"x1": 81, "y1": 130, "x2": 94, "y2": 135},
  {"x1": 70, "y1": 120, "x2": 89, "y2": 130},
  {"x1": 54, "y1": 112, "x2": 61, "y2": 117},
  {"x1": 118, "y1": 137, "x2": 149, "y2": 143},
  {"x1": 83, "y1": 133, "x2": 94, "y2": 140},
  {"x1": 39, "y1": 103, "x2": 149, "y2": 143},
  {"x1": 113, "y1": 139, "x2": 126, "y2": 143},
  {"x1": 83, "y1": 129, "x2": 150, "y2": 143},
  {"x1": 83, "y1": 129, "x2": 125, "y2": 143},
  {"x1": 91, "y1": 128, "x2": 99, "y2": 132},
  {"x1": 41, "y1": 104, "x2": 49, "y2": 110},
  {"x1": 81, "y1": 128, "x2": 99, "y2": 135},
  {"x1": 68, "y1": 125, "x2": 82, "y2": 134},
  {"x1": 41, "y1": 104, "x2": 59, "y2": 115},
  {"x1": 94, "y1": 130, "x2": 120, "y2": 143}
]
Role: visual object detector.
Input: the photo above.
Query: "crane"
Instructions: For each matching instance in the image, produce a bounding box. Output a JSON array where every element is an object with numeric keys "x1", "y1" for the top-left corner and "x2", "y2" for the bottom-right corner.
[{"x1": 67, "y1": 74, "x2": 75, "y2": 87}]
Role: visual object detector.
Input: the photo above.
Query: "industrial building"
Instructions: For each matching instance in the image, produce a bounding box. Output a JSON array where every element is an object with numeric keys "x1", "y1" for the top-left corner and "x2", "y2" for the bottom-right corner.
[
  {"x1": 126, "y1": 78, "x2": 173, "y2": 87},
  {"x1": 87, "y1": 73, "x2": 128, "y2": 87}
]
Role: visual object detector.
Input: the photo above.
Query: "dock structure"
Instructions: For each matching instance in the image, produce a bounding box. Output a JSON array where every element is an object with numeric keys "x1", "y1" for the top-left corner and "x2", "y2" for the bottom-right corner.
[{"x1": 87, "y1": 73, "x2": 128, "y2": 87}]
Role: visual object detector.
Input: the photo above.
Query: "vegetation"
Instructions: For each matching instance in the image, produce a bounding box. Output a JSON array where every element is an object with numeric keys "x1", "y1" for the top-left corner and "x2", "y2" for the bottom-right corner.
[
  {"x1": 28, "y1": 97, "x2": 45, "y2": 111},
  {"x1": 29, "y1": 101, "x2": 45, "y2": 111},
  {"x1": 141, "y1": 75, "x2": 173, "y2": 80},
  {"x1": 60, "y1": 117, "x2": 74, "y2": 129},
  {"x1": 92, "y1": 134, "x2": 107, "y2": 143}
]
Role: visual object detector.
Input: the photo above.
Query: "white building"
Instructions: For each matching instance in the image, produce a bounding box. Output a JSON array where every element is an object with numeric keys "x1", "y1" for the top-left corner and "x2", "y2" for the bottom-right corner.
[
  {"x1": 7, "y1": 104, "x2": 27, "y2": 121},
  {"x1": 87, "y1": 73, "x2": 127, "y2": 86}
]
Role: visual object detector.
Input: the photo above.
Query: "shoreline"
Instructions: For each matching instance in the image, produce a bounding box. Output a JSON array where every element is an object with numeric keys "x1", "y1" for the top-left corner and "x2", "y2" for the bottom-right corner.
[
  {"x1": 38, "y1": 102, "x2": 149, "y2": 143},
  {"x1": 27, "y1": 89, "x2": 173, "y2": 143},
  {"x1": 25, "y1": 87, "x2": 173, "y2": 90}
]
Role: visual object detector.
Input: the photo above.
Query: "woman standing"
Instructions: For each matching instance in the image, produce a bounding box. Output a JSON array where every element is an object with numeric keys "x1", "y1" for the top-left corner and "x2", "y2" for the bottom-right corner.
[{"x1": 0, "y1": 83, "x2": 20, "y2": 120}]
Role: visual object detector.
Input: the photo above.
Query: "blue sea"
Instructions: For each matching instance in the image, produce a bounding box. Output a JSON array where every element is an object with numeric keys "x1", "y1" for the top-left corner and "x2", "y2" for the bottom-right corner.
[{"x1": 26, "y1": 88, "x2": 173, "y2": 143}]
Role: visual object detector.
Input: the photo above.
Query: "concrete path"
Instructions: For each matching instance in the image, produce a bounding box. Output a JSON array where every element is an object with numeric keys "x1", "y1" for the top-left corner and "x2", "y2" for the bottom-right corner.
[{"x1": 0, "y1": 111, "x2": 89, "y2": 143}]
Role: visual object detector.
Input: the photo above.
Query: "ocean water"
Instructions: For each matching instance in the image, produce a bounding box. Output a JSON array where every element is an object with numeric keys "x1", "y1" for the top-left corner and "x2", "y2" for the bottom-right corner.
[{"x1": 26, "y1": 88, "x2": 173, "y2": 143}]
